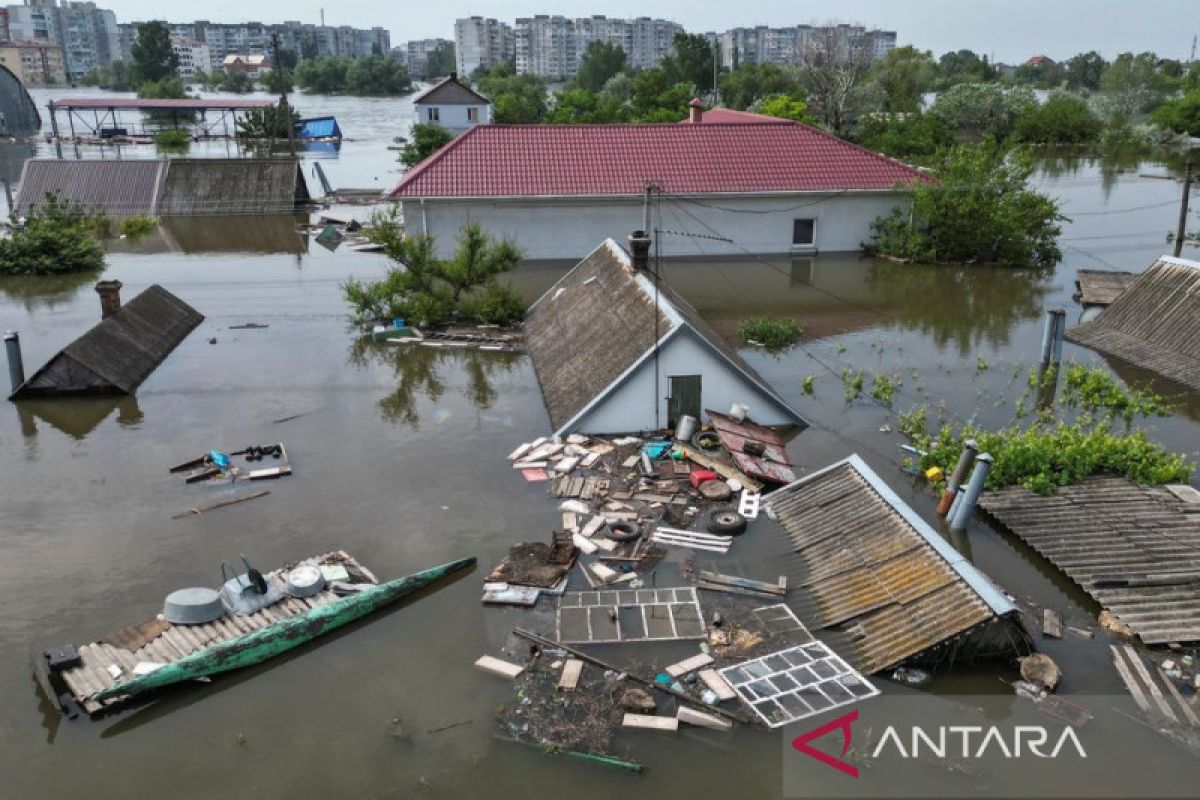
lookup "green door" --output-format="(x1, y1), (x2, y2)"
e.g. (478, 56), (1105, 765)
(668, 375), (702, 428)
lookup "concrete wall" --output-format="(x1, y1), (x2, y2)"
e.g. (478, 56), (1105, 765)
(569, 329), (800, 434)
(404, 192), (905, 261)
(416, 102), (491, 133)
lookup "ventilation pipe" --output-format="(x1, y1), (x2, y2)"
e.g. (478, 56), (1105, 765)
(936, 438), (977, 516)
(628, 230), (651, 271)
(1040, 308), (1066, 366)
(4, 329), (24, 393)
(949, 453), (994, 532)
(95, 280), (123, 320)
(687, 97), (704, 124)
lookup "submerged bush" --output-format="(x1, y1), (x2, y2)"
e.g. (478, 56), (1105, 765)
(119, 214), (158, 240)
(737, 316), (804, 350)
(154, 129), (190, 150)
(0, 194), (106, 276)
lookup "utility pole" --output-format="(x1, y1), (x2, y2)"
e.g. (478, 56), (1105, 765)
(1175, 161), (1193, 259)
(272, 33), (297, 158)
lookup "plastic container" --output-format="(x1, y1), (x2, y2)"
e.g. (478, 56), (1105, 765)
(163, 587), (225, 624)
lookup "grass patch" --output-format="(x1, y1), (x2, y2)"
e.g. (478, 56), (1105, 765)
(802, 375), (817, 395)
(119, 214), (158, 240)
(154, 129), (191, 150)
(871, 373), (900, 403)
(737, 316), (804, 350)
(841, 368), (864, 402)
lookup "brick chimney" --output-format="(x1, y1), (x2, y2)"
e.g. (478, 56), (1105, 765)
(95, 280), (123, 320)
(688, 97), (704, 124)
(628, 231), (651, 270)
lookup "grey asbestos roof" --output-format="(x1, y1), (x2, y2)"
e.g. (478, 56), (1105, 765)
(522, 239), (807, 432)
(11, 285), (204, 399)
(765, 455), (1018, 673)
(1066, 256), (1200, 390)
(412, 75), (490, 106)
(15, 159), (310, 219)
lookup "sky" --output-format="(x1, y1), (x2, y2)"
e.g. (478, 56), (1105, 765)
(102, 1), (1198, 64)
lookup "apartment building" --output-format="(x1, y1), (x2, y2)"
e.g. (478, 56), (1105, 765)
(454, 16), (514, 77)
(4, 0), (118, 79)
(717, 23), (896, 69)
(171, 36), (211, 77)
(510, 15), (681, 81)
(398, 38), (452, 79)
(0, 38), (65, 84)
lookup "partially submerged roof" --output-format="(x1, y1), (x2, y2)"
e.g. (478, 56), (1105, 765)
(413, 73), (490, 106)
(10, 285), (203, 399)
(1074, 268), (1136, 306)
(48, 98), (272, 111)
(979, 476), (1200, 645)
(296, 117), (341, 140)
(523, 239), (808, 433)
(391, 122), (928, 199)
(0, 64), (41, 137)
(15, 159), (310, 218)
(764, 455), (1019, 674)
(1066, 256), (1200, 389)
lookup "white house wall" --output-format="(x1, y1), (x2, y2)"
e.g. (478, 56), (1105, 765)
(570, 330), (800, 434)
(415, 102), (492, 132)
(404, 193), (905, 261)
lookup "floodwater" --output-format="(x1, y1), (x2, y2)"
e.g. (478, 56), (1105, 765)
(1, 88), (1199, 798)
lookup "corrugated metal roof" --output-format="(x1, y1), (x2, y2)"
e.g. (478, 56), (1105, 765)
(764, 455), (1018, 674)
(523, 238), (808, 433)
(979, 476), (1200, 645)
(392, 122), (929, 199)
(15, 159), (309, 218)
(1067, 256), (1200, 390)
(11, 285), (204, 399)
(0, 64), (41, 137)
(48, 98), (272, 110)
(296, 117), (341, 140)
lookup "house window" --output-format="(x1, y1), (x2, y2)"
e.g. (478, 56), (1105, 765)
(793, 218), (815, 247)
(427, 107), (439, 122)
(467, 107), (479, 123)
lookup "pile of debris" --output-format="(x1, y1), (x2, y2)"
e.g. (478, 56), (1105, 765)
(300, 213), (380, 253)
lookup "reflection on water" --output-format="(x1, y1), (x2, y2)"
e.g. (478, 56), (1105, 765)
(348, 338), (522, 429)
(15, 395), (143, 440)
(0, 268), (104, 311)
(107, 215), (309, 256)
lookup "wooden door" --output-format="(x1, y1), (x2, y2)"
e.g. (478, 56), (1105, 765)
(668, 375), (702, 427)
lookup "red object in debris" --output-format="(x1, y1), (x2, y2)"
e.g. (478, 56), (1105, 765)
(690, 469), (718, 489)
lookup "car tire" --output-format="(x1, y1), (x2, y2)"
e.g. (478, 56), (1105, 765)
(704, 507), (747, 536)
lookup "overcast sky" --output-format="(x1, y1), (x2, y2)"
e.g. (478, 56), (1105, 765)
(104, 1), (1198, 63)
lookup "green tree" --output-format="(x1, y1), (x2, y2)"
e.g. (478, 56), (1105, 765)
(1013, 93), (1102, 144)
(1098, 52), (1172, 117)
(130, 21), (179, 87)
(345, 54), (412, 95)
(628, 67), (693, 122)
(425, 43), (455, 78)
(277, 48), (299, 70)
(756, 93), (813, 123)
(867, 145), (1066, 268)
(1064, 51), (1106, 91)
(137, 76), (187, 99)
(853, 112), (954, 162)
(400, 122), (454, 166)
(719, 63), (802, 110)
(546, 88), (628, 123)
(294, 56), (351, 93)
(1012, 59), (1064, 89)
(930, 82), (1036, 140)
(220, 70), (254, 93)
(872, 46), (937, 112)
(344, 220), (525, 327)
(262, 67), (293, 94)
(0, 194), (106, 276)
(576, 41), (627, 92)
(1149, 89), (1200, 135)
(236, 105), (301, 139)
(934, 49), (995, 89)
(476, 64), (547, 123)
(664, 32), (716, 93)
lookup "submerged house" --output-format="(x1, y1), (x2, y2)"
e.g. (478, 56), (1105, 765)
(1067, 255), (1200, 391)
(764, 455), (1027, 673)
(295, 117), (342, 142)
(412, 72), (492, 133)
(523, 233), (808, 435)
(391, 103), (927, 260)
(14, 158), (310, 219)
(9, 282), (203, 400)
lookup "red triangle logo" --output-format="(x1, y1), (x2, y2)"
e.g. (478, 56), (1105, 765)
(791, 709), (859, 778)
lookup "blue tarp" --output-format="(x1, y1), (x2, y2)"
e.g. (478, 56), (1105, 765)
(296, 117), (342, 140)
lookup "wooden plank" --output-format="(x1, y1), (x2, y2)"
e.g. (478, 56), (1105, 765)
(1109, 645), (1152, 714)
(507, 442), (533, 461)
(699, 570), (786, 596)
(475, 655), (524, 680)
(654, 526), (734, 544)
(652, 534), (730, 554)
(1157, 667), (1200, 727)
(666, 653), (714, 678)
(571, 533), (598, 555)
(558, 658), (584, 692)
(590, 563), (619, 583)
(622, 713), (679, 732)
(580, 516), (607, 538)
(675, 443), (763, 493)
(698, 669), (737, 701)
(1043, 609), (1063, 638)
(1122, 646), (1177, 722)
(677, 706), (733, 731)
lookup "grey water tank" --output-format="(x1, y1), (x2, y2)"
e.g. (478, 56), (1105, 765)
(163, 587), (225, 624)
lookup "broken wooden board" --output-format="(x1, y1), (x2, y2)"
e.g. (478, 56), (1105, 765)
(677, 706), (732, 731)
(571, 534), (598, 555)
(665, 652), (714, 678)
(1043, 609), (1063, 639)
(482, 585), (541, 606)
(507, 442), (533, 461)
(558, 658), (584, 692)
(698, 668), (737, 701)
(622, 713), (679, 732)
(674, 443), (763, 493)
(475, 655), (525, 680)
(699, 571), (786, 596)
(580, 516), (607, 538)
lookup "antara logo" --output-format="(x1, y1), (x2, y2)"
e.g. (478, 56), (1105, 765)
(872, 725), (1087, 759)
(791, 710), (861, 778)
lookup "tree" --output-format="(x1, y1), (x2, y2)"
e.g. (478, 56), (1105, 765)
(345, 54), (412, 95)
(400, 123), (454, 167)
(130, 21), (179, 87)
(299, 33), (319, 61)
(797, 26), (877, 132)
(137, 76), (187, 100)
(853, 112), (954, 162)
(1012, 59), (1064, 89)
(867, 145), (1066, 268)
(295, 57), (350, 93)
(81, 60), (130, 91)
(930, 82), (1036, 141)
(719, 63), (803, 110)
(262, 67), (293, 94)
(343, 220), (525, 327)
(546, 88), (628, 123)
(220, 70), (254, 93)
(1098, 52), (1172, 117)
(756, 93), (813, 123)
(476, 64), (547, 123)
(277, 48), (299, 70)
(664, 32), (716, 93)
(0, 195), (106, 276)
(425, 43), (455, 78)
(1149, 89), (1200, 136)
(1064, 51), (1106, 91)
(872, 46), (937, 113)
(236, 105), (301, 139)
(934, 49), (995, 89)
(1013, 93), (1102, 144)
(628, 67), (693, 122)
(575, 41), (626, 93)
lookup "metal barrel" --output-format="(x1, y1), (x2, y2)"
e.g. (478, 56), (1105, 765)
(4, 330), (24, 393)
(949, 453), (994, 531)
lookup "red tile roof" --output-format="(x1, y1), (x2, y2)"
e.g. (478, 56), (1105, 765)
(678, 107), (791, 124)
(392, 122), (927, 199)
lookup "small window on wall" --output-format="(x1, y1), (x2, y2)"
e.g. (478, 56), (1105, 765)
(427, 107), (439, 122)
(467, 107), (479, 122)
(793, 218), (815, 247)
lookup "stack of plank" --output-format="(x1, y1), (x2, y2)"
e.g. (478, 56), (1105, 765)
(696, 570), (787, 600)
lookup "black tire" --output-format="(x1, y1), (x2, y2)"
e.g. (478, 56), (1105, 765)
(692, 430), (721, 451)
(607, 520), (641, 542)
(704, 507), (747, 536)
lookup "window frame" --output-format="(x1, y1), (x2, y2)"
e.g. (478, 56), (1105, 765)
(792, 218), (816, 248)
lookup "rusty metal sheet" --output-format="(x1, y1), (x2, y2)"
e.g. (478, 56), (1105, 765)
(707, 410), (786, 446)
(732, 452), (797, 485)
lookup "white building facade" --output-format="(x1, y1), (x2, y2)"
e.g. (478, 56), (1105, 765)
(454, 16), (513, 78)
(171, 37), (210, 77)
(412, 73), (492, 133)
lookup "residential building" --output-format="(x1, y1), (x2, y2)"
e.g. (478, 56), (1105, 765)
(0, 39), (65, 84)
(3, 0), (118, 79)
(453, 16), (513, 77)
(412, 73), (491, 133)
(717, 23), (895, 69)
(390, 102), (927, 261)
(399, 37), (452, 80)
(510, 14), (681, 80)
(171, 37), (210, 78)
(222, 53), (270, 79)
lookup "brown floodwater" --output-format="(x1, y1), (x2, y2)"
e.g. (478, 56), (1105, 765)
(2, 89), (1199, 798)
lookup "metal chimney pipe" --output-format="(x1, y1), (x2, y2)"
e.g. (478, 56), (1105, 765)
(95, 280), (123, 320)
(949, 453), (994, 532)
(1050, 308), (1066, 364)
(5, 329), (24, 393)
(628, 230), (651, 271)
(936, 438), (978, 516)
(1039, 309), (1056, 365)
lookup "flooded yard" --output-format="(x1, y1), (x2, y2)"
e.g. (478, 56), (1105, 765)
(2, 89), (1199, 797)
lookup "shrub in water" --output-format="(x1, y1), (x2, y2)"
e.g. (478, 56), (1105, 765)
(737, 316), (804, 350)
